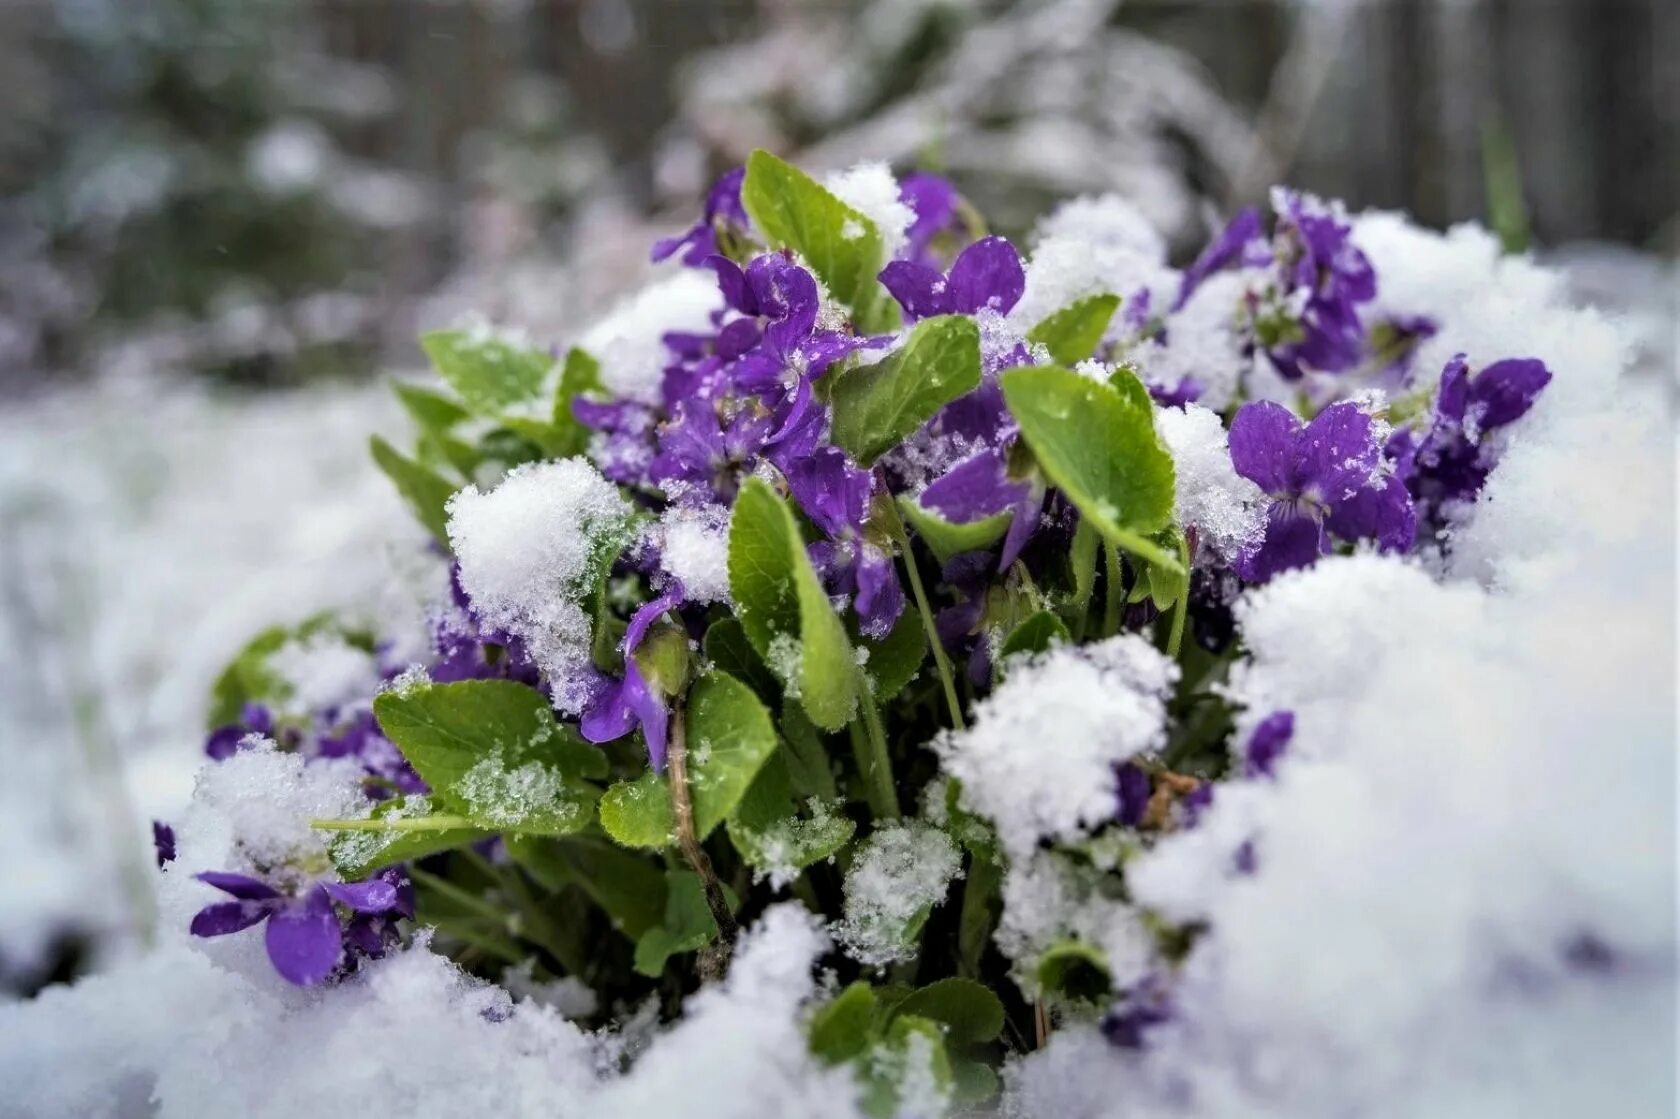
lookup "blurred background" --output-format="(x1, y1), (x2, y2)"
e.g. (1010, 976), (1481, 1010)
(0, 0), (1674, 996)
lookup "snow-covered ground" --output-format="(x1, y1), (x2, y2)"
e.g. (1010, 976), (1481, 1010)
(0, 375), (422, 987)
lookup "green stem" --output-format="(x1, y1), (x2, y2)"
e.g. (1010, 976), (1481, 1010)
(1102, 543), (1125, 638)
(408, 866), (512, 927)
(311, 814), (478, 832)
(848, 696), (900, 819)
(879, 497), (966, 731)
(957, 850), (1002, 977)
(1166, 533), (1191, 659)
(1097, 523), (1183, 573)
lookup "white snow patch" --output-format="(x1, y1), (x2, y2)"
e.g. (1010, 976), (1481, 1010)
(581, 272), (722, 405)
(936, 635), (1177, 860)
(446, 459), (635, 713)
(823, 162), (913, 262)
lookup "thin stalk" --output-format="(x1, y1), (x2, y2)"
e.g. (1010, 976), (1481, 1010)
(957, 850), (1001, 978)
(1166, 532), (1191, 659)
(850, 687), (901, 819)
(408, 866), (512, 927)
(468, 850), (588, 977)
(311, 814), (478, 832)
(1102, 543), (1125, 638)
(879, 497), (965, 731)
(668, 696), (738, 980)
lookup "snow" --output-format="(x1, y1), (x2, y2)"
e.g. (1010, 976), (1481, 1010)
(267, 633), (381, 718)
(1002, 224), (1675, 1117)
(457, 756), (571, 829)
(1154, 403), (1266, 563)
(4, 795), (861, 1119)
(1010, 197), (1179, 330)
(834, 823), (962, 968)
(0, 374), (423, 984)
(1031, 193), (1167, 263)
(936, 635), (1177, 861)
(1134, 270), (1256, 410)
(446, 459), (635, 713)
(580, 272), (722, 405)
(823, 162), (914, 262)
(996, 851), (1155, 995)
(658, 504), (733, 605)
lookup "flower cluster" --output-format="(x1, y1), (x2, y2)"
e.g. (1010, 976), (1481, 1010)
(154, 152), (1564, 1117)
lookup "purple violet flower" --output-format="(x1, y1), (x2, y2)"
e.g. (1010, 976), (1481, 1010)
(152, 821), (176, 867)
(1103, 977), (1174, 1050)
(1263, 189), (1377, 380)
(879, 235), (1025, 322)
(1244, 711), (1295, 779)
(1228, 400), (1416, 583)
(1116, 763), (1152, 827)
(1176, 207), (1264, 309)
(580, 583), (684, 770)
(898, 172), (967, 267)
(190, 867), (412, 986)
(919, 446), (1043, 571)
(651, 167), (749, 266)
(205, 702), (274, 760)
(1391, 353), (1551, 520)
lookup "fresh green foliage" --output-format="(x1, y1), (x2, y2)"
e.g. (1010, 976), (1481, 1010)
(741, 149), (888, 327)
(897, 497), (1012, 567)
(829, 315), (980, 465)
(1036, 939), (1114, 1003)
(369, 434), (458, 547)
(371, 680), (600, 836)
(1002, 364), (1180, 572)
(634, 870), (730, 977)
(1027, 293), (1121, 365)
(997, 609), (1071, 663)
(420, 329), (554, 416)
(597, 672), (779, 846)
(727, 476), (859, 730)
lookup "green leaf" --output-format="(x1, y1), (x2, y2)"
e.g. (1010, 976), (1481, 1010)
(889, 978), (1005, 1045)
(778, 701), (838, 801)
(370, 435), (458, 548)
(856, 604), (926, 703)
(1036, 939), (1113, 1003)
(727, 753), (855, 877)
(897, 496), (1012, 567)
(372, 680), (599, 836)
(997, 610), (1070, 663)
(551, 346), (603, 456)
(861, 1015), (954, 1118)
(1027, 293), (1121, 365)
(503, 835), (666, 940)
(206, 614), (367, 727)
(683, 670), (781, 838)
(392, 381), (471, 435)
(599, 671), (779, 847)
(727, 476), (859, 730)
(326, 796), (490, 879)
(598, 772), (672, 849)
(829, 315), (980, 465)
(741, 149), (885, 324)
(1107, 362), (1154, 411)
(950, 1058), (1001, 1108)
(1001, 365), (1179, 571)
(702, 617), (780, 704)
(420, 329), (554, 416)
(1144, 526), (1190, 611)
(809, 981), (878, 1064)
(633, 870), (729, 977)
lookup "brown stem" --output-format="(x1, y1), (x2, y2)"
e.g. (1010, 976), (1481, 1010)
(667, 696), (738, 981)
